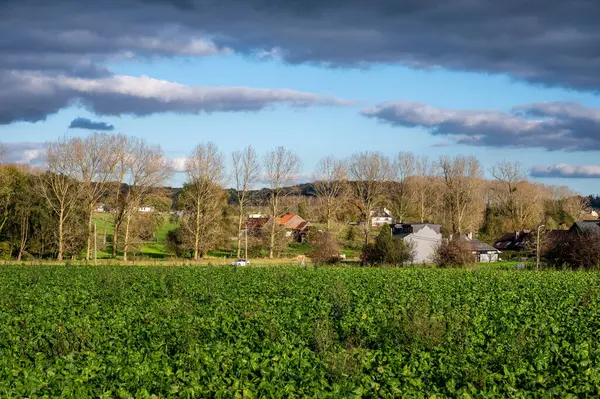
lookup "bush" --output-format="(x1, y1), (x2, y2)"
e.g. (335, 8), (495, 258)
(544, 231), (600, 269)
(361, 224), (415, 266)
(433, 239), (474, 268)
(309, 231), (342, 266)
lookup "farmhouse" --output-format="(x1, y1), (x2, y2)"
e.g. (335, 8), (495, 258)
(243, 213), (312, 242)
(494, 229), (532, 252)
(454, 233), (500, 263)
(279, 213), (312, 242)
(370, 207), (393, 227)
(393, 223), (442, 263)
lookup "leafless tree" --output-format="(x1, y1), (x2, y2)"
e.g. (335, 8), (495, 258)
(313, 155), (348, 230)
(264, 146), (300, 258)
(111, 134), (132, 258)
(120, 138), (172, 261)
(183, 142), (226, 260)
(347, 151), (393, 246)
(438, 155), (484, 233)
(490, 161), (545, 230)
(67, 133), (119, 260)
(390, 151), (415, 223)
(411, 156), (439, 223)
(35, 140), (82, 260)
(558, 187), (590, 222)
(232, 145), (260, 257)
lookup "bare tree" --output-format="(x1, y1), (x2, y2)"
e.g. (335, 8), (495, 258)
(36, 140), (82, 260)
(490, 161), (544, 230)
(438, 155), (484, 233)
(313, 155), (347, 230)
(561, 191), (590, 222)
(412, 156), (438, 223)
(68, 133), (119, 260)
(120, 138), (172, 261)
(232, 146), (260, 257)
(389, 152), (415, 223)
(183, 142), (226, 260)
(264, 146), (300, 258)
(347, 151), (393, 246)
(111, 134), (132, 258)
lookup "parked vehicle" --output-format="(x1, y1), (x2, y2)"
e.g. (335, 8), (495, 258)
(231, 259), (250, 267)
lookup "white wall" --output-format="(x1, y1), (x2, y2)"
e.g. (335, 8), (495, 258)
(402, 225), (442, 264)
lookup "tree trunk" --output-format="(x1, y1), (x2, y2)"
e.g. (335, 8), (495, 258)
(269, 198), (277, 259)
(17, 215), (28, 262)
(57, 207), (64, 261)
(236, 212), (243, 258)
(86, 203), (93, 260)
(363, 204), (371, 247)
(112, 220), (120, 258)
(326, 199), (332, 230)
(193, 198), (201, 261)
(123, 214), (131, 262)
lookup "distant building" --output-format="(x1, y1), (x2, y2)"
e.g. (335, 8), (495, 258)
(453, 233), (500, 263)
(278, 214), (312, 242)
(243, 213), (312, 242)
(94, 204), (107, 213)
(393, 223), (442, 263)
(494, 230), (532, 252)
(139, 206), (154, 213)
(370, 207), (393, 227)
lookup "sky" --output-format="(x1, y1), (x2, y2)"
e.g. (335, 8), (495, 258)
(2, 0), (600, 193)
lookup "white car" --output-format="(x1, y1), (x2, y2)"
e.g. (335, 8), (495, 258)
(231, 259), (250, 267)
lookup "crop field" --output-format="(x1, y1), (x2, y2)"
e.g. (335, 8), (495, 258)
(1, 266), (600, 397)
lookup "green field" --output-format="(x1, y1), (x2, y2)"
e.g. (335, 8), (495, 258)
(1, 266), (600, 397)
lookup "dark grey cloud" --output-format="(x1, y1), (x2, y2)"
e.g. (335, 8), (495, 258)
(0, 71), (346, 124)
(1, 0), (600, 90)
(361, 101), (600, 151)
(531, 164), (600, 178)
(69, 117), (115, 131)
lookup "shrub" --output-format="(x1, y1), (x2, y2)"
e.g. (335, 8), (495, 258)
(433, 238), (474, 268)
(362, 224), (415, 266)
(309, 231), (342, 266)
(544, 231), (600, 269)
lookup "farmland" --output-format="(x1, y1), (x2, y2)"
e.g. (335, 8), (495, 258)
(1, 266), (600, 397)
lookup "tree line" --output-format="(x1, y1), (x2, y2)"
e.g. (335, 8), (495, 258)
(0, 133), (590, 261)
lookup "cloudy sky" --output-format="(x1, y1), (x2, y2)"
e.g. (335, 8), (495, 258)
(2, 0), (600, 193)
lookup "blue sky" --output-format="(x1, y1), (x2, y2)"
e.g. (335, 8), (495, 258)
(2, 0), (600, 193)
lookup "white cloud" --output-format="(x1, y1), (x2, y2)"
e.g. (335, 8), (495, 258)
(530, 164), (600, 178)
(0, 71), (348, 124)
(362, 101), (600, 151)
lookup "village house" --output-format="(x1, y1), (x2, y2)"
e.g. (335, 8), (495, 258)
(370, 207), (393, 227)
(454, 233), (501, 263)
(393, 223), (442, 263)
(243, 213), (312, 242)
(138, 206), (155, 213)
(278, 214), (312, 242)
(494, 229), (532, 252)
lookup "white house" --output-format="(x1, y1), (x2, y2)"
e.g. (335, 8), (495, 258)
(370, 208), (393, 227)
(393, 223), (442, 263)
(452, 233), (500, 263)
(139, 206), (154, 213)
(94, 204), (107, 213)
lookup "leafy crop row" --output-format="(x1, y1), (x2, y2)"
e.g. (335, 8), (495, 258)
(0, 266), (599, 397)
